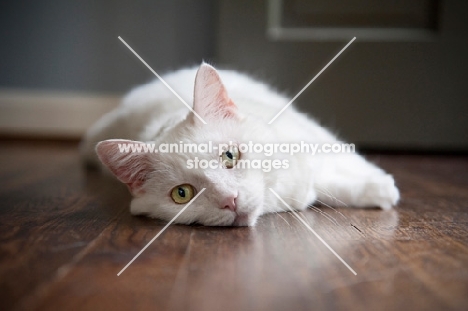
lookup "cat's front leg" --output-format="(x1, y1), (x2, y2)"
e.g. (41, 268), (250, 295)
(312, 153), (399, 210)
(264, 155), (317, 214)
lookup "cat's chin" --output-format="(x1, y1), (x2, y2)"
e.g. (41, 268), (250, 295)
(232, 213), (252, 227)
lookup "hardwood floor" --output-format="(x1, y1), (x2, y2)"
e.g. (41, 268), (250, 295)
(0, 141), (467, 311)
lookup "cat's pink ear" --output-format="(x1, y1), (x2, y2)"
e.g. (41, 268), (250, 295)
(192, 63), (238, 123)
(95, 139), (153, 196)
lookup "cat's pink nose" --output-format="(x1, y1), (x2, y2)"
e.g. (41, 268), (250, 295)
(220, 196), (237, 212)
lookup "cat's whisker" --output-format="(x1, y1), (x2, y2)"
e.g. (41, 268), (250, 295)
(274, 211), (290, 226)
(307, 204), (340, 226)
(316, 187), (350, 208)
(281, 196), (340, 226)
(315, 186), (334, 199)
(275, 201), (316, 228)
(287, 210), (308, 226)
(315, 186), (338, 204)
(314, 198), (349, 221)
(282, 196), (307, 206)
(297, 211), (314, 227)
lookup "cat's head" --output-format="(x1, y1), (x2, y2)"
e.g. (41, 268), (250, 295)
(96, 63), (278, 226)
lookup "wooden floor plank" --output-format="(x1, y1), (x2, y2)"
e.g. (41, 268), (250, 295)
(0, 142), (467, 311)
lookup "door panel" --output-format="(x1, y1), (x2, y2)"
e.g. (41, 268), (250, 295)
(215, 0), (468, 150)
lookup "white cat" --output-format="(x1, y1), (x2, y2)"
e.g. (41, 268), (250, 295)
(81, 63), (399, 226)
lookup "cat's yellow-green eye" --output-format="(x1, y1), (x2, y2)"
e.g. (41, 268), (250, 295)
(221, 145), (240, 169)
(171, 184), (195, 204)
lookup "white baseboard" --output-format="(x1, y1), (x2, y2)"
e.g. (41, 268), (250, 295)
(0, 88), (120, 139)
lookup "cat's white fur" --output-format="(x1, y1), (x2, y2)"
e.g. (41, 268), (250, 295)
(81, 63), (399, 226)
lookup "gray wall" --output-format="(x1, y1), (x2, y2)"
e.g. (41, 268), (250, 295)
(0, 0), (215, 93)
(1, 0), (467, 150)
(216, 0), (468, 150)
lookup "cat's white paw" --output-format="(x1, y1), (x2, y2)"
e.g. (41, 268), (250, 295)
(357, 174), (400, 210)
